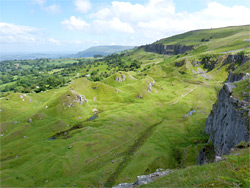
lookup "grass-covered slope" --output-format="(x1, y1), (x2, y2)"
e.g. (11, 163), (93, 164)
(155, 25), (250, 54)
(1, 25), (250, 187)
(141, 148), (250, 188)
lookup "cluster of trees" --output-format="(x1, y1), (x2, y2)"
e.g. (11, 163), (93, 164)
(0, 54), (143, 94)
(0, 58), (93, 93)
(1, 75), (66, 93)
(86, 53), (142, 81)
(104, 54), (142, 71)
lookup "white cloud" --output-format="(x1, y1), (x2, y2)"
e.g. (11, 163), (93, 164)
(44, 4), (61, 14)
(74, 0), (91, 13)
(193, 2), (250, 28)
(0, 22), (41, 44)
(86, 0), (250, 43)
(49, 38), (61, 45)
(33, 0), (46, 6)
(61, 16), (89, 30)
(93, 17), (134, 33)
(33, 0), (61, 14)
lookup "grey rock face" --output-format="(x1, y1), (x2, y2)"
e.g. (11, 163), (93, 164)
(136, 175), (153, 185)
(143, 44), (193, 55)
(200, 56), (219, 71)
(227, 71), (249, 83)
(205, 83), (250, 155)
(112, 169), (172, 188)
(113, 183), (134, 188)
(77, 94), (87, 104)
(77, 95), (83, 104)
(227, 71), (245, 82)
(198, 148), (207, 165)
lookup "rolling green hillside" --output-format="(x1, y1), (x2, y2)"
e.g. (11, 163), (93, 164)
(0, 25), (250, 187)
(74, 45), (135, 58)
(155, 25), (250, 54)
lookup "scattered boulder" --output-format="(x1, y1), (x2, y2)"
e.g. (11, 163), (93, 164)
(214, 156), (224, 162)
(77, 95), (83, 104)
(192, 60), (201, 67)
(13, 121), (18, 125)
(136, 175), (153, 185)
(138, 95), (143, 99)
(115, 74), (126, 82)
(184, 110), (196, 117)
(115, 77), (123, 82)
(113, 183), (133, 188)
(113, 169), (172, 187)
(28, 119), (32, 123)
(68, 146), (72, 149)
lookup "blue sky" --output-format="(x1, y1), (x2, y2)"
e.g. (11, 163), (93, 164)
(0, 0), (250, 53)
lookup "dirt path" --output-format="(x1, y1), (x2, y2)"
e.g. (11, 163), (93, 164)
(169, 86), (198, 105)
(221, 47), (249, 54)
(142, 61), (160, 67)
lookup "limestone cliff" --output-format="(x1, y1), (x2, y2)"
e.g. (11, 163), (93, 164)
(205, 78), (250, 155)
(142, 44), (193, 55)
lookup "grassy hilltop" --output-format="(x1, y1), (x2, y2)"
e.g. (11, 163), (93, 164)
(0, 25), (250, 187)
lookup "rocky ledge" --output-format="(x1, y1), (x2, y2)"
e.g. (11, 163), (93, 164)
(205, 75), (250, 155)
(113, 169), (172, 188)
(141, 44), (193, 55)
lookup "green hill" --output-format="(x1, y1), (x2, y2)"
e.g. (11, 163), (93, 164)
(0, 25), (249, 187)
(74, 45), (135, 58)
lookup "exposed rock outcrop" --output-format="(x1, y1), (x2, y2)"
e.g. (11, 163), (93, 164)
(142, 44), (193, 55)
(200, 56), (220, 71)
(115, 73), (126, 82)
(227, 72), (250, 83)
(77, 94), (87, 104)
(205, 81), (250, 155)
(113, 169), (172, 188)
(147, 79), (155, 93)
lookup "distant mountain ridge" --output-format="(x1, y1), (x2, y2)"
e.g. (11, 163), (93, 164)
(0, 53), (70, 61)
(0, 45), (135, 61)
(73, 45), (135, 58)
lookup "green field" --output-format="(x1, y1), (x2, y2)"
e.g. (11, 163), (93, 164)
(0, 25), (250, 187)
